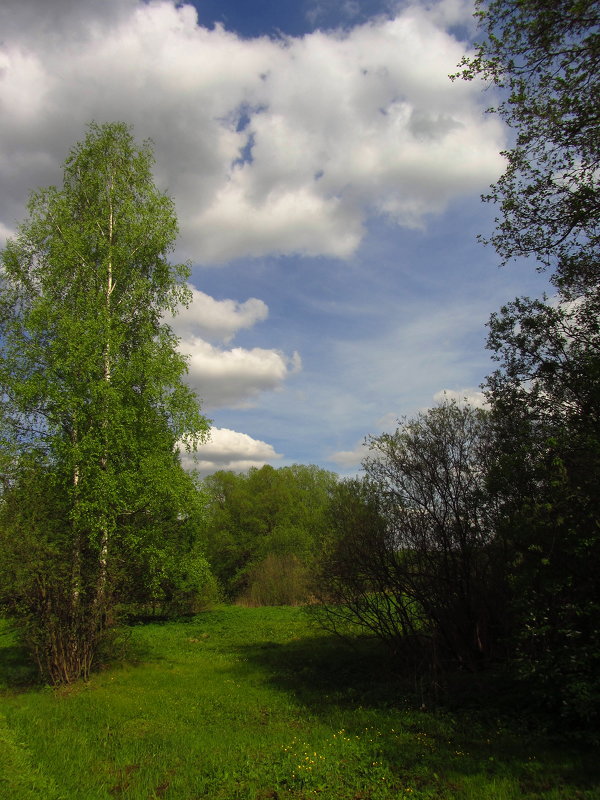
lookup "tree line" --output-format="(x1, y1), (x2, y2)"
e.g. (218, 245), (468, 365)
(316, 0), (599, 726)
(0, 0), (598, 731)
(315, 0), (599, 727)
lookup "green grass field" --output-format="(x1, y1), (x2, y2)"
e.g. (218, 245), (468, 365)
(0, 606), (598, 799)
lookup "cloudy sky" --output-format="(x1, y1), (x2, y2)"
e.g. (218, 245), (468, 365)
(0, 0), (550, 475)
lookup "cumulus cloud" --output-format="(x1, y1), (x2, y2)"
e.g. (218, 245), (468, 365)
(180, 426), (282, 475)
(167, 285), (268, 344)
(0, 0), (505, 261)
(329, 439), (370, 469)
(419, 0), (477, 29)
(184, 338), (301, 409)
(164, 284), (301, 409)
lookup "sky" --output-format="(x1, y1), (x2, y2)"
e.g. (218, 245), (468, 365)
(0, 0), (551, 476)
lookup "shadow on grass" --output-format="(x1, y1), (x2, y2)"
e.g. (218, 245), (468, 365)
(230, 624), (587, 735)
(0, 626), (39, 690)
(232, 631), (600, 794)
(117, 610), (203, 625)
(234, 630), (419, 712)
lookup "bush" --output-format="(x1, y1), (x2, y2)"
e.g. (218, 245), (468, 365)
(119, 545), (220, 618)
(239, 553), (310, 607)
(315, 403), (510, 675)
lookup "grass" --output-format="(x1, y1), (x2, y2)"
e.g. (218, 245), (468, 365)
(0, 606), (599, 799)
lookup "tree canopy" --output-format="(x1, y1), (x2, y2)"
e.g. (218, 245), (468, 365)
(0, 122), (210, 683)
(455, 0), (600, 725)
(455, 0), (600, 291)
(200, 464), (338, 604)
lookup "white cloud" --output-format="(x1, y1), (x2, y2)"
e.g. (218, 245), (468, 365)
(329, 439), (370, 469)
(167, 285), (268, 344)
(418, 0), (477, 29)
(0, 0), (505, 264)
(183, 337), (301, 409)
(180, 426), (282, 475)
(163, 284), (300, 409)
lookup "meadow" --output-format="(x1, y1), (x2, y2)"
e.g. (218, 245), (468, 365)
(0, 605), (598, 800)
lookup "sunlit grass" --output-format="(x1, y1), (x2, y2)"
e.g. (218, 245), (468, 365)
(1, 608), (598, 799)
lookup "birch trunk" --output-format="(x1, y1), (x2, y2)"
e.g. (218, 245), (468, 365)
(71, 459), (81, 609)
(95, 186), (113, 618)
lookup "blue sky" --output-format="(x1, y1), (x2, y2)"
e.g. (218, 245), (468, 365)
(194, 0), (420, 38)
(0, 0), (550, 475)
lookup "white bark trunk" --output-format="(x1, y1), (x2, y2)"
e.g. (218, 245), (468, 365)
(95, 186), (114, 615)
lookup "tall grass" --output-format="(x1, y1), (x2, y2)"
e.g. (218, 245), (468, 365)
(1, 608), (598, 799)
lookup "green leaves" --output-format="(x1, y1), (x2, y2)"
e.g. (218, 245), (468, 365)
(457, 0), (600, 290)
(0, 122), (210, 682)
(200, 464), (338, 602)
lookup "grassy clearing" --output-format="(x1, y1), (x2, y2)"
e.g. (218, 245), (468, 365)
(0, 606), (598, 799)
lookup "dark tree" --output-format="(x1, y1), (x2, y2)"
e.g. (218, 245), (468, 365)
(316, 403), (508, 674)
(486, 291), (600, 724)
(459, 0), (600, 724)
(455, 0), (600, 292)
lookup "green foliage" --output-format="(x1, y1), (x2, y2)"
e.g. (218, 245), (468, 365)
(200, 464), (338, 602)
(241, 553), (311, 607)
(454, 0), (600, 291)
(486, 294), (600, 725)
(123, 542), (220, 617)
(458, 0), (600, 726)
(0, 122), (210, 683)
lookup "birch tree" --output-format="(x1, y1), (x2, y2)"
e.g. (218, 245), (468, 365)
(0, 123), (209, 683)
